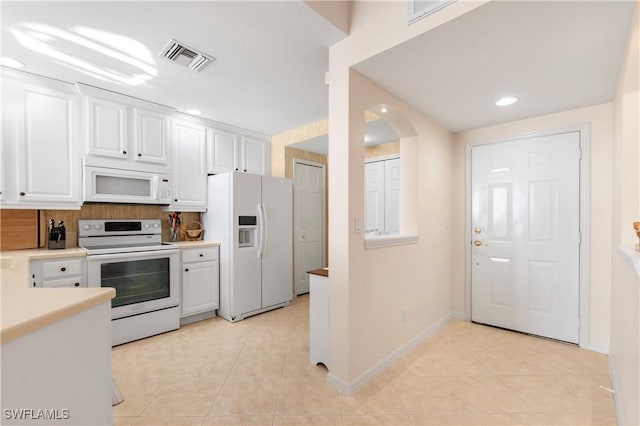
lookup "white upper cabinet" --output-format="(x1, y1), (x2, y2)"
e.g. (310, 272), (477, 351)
(167, 118), (207, 211)
(207, 129), (240, 174)
(206, 129), (269, 175)
(86, 97), (128, 160)
(1, 72), (82, 209)
(80, 84), (171, 170)
(132, 108), (170, 165)
(241, 136), (269, 175)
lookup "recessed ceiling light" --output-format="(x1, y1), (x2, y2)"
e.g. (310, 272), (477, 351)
(185, 109), (202, 116)
(0, 57), (25, 69)
(380, 106), (388, 113)
(496, 96), (518, 106)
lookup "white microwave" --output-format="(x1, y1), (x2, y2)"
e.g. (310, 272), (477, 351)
(84, 166), (172, 204)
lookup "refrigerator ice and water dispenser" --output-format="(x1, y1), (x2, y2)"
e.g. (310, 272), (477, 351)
(238, 216), (257, 248)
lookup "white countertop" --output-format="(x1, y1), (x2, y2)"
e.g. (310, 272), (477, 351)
(170, 240), (221, 248)
(1, 286), (115, 344)
(0, 248), (87, 289)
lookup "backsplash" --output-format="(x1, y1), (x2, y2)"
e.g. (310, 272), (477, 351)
(39, 205), (200, 248)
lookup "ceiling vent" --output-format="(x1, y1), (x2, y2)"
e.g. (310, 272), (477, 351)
(160, 39), (215, 72)
(409, 0), (456, 24)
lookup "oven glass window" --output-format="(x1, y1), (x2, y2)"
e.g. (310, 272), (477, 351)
(101, 258), (170, 308)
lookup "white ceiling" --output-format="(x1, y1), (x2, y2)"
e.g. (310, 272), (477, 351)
(1, 1), (345, 136)
(355, 0), (636, 133)
(1, 1), (635, 141)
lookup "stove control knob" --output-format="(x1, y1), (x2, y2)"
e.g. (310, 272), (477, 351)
(94, 224), (102, 230)
(144, 223), (151, 229)
(83, 224), (92, 231)
(153, 223), (160, 228)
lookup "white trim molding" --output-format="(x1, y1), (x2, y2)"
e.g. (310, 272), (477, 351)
(365, 234), (418, 250)
(326, 310), (463, 395)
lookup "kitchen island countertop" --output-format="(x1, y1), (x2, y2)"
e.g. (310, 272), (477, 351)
(1, 286), (115, 344)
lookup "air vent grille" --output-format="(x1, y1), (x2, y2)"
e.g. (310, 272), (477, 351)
(160, 39), (215, 72)
(409, 0), (456, 24)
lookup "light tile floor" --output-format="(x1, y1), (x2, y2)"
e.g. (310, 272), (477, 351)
(112, 295), (616, 426)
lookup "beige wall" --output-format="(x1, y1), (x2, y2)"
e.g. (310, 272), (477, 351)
(327, 67), (454, 385)
(453, 103), (614, 350)
(322, 0), (488, 391)
(609, 1), (639, 424)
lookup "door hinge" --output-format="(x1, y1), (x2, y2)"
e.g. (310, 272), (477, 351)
(578, 231), (582, 245)
(578, 147), (582, 160)
(577, 316), (581, 329)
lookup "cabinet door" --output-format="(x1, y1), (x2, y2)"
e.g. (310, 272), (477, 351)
(14, 83), (82, 206)
(133, 108), (169, 166)
(181, 260), (219, 317)
(207, 129), (239, 174)
(170, 119), (207, 211)
(86, 97), (128, 159)
(241, 136), (268, 175)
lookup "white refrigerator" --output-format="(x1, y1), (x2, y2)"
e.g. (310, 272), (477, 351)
(203, 172), (293, 321)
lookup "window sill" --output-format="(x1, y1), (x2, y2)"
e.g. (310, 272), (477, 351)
(618, 245), (640, 277)
(365, 234), (419, 250)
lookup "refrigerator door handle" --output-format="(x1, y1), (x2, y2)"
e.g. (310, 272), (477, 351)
(261, 202), (268, 258)
(257, 203), (267, 259)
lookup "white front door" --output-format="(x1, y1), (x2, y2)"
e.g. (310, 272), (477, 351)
(293, 161), (325, 295)
(471, 132), (581, 343)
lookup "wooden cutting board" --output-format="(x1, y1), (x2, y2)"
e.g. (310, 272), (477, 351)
(0, 209), (39, 250)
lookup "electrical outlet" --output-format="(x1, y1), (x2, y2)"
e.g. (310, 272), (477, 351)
(401, 306), (408, 322)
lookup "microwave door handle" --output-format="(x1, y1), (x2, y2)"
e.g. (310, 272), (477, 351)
(151, 175), (159, 200)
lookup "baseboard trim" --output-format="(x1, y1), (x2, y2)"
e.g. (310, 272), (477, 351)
(608, 353), (623, 425)
(581, 343), (610, 354)
(326, 310), (462, 395)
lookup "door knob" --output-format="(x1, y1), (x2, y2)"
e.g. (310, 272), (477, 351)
(473, 240), (483, 247)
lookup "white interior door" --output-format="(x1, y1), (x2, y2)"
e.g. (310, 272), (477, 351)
(471, 132), (581, 344)
(365, 161), (385, 234)
(384, 158), (401, 234)
(293, 161), (325, 295)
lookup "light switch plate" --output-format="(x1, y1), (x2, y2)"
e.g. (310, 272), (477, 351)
(355, 216), (362, 234)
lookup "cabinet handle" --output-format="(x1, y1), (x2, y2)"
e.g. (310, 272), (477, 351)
(19, 192), (26, 196)
(137, 153), (142, 157)
(235, 168), (239, 171)
(174, 199), (178, 202)
(60, 267), (66, 272)
(74, 282), (80, 287)
(122, 150), (127, 155)
(199, 253), (203, 257)
(185, 268), (189, 272)
(244, 169), (247, 172)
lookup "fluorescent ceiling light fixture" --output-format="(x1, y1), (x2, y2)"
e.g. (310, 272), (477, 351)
(9, 22), (157, 86)
(496, 96), (518, 106)
(0, 57), (24, 68)
(185, 109), (202, 116)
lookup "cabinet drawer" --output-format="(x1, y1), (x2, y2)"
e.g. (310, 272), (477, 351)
(42, 259), (83, 279)
(42, 277), (84, 288)
(182, 248), (218, 263)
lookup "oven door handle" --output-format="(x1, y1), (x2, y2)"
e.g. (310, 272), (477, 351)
(86, 250), (178, 262)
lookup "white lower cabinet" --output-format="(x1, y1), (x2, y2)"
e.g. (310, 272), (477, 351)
(180, 246), (220, 319)
(29, 257), (86, 288)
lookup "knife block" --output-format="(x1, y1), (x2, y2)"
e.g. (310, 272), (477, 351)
(48, 239), (66, 250)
